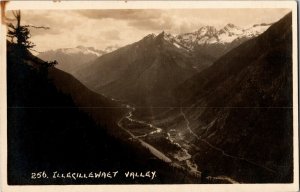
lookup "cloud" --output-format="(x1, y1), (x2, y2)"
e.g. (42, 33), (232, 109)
(18, 10), (79, 36)
(77, 35), (89, 44)
(102, 30), (121, 40)
(14, 9), (290, 53)
(77, 9), (162, 21)
(128, 15), (173, 31)
(173, 21), (203, 34)
(77, 10), (176, 32)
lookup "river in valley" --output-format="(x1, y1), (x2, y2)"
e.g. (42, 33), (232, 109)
(113, 98), (240, 184)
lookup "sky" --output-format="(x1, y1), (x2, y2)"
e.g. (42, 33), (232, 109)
(6, 9), (290, 52)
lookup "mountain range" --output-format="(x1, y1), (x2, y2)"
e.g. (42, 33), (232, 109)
(72, 22), (271, 106)
(39, 22), (271, 76)
(177, 23), (271, 67)
(176, 23), (271, 49)
(38, 45), (119, 74)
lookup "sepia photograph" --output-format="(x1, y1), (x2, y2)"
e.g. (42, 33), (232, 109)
(0, 1), (298, 192)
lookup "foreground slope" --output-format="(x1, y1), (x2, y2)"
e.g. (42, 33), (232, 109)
(7, 43), (202, 184)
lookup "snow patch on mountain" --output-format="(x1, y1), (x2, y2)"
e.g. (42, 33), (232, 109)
(157, 31), (191, 51)
(104, 45), (119, 53)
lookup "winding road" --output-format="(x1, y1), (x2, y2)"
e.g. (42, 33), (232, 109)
(180, 108), (276, 175)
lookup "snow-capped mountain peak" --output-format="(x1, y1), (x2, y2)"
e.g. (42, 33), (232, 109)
(197, 26), (218, 36)
(37, 45), (119, 74)
(221, 23), (243, 34)
(146, 33), (156, 38)
(223, 23), (240, 30)
(58, 46), (105, 57)
(156, 31), (176, 42)
(155, 31), (190, 51)
(176, 23), (271, 48)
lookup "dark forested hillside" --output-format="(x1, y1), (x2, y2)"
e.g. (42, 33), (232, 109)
(7, 43), (202, 185)
(171, 12), (293, 182)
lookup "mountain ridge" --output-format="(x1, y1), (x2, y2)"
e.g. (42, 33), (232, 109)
(76, 31), (197, 106)
(175, 22), (271, 49)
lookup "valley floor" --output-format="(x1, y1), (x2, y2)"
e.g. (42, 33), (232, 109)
(114, 101), (241, 184)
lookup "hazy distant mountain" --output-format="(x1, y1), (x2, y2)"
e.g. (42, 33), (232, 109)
(38, 46), (107, 74)
(76, 31), (197, 106)
(170, 13), (292, 182)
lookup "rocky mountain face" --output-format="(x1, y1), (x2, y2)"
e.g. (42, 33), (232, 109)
(37, 46), (107, 74)
(76, 31), (197, 106)
(176, 23), (271, 49)
(166, 13), (292, 182)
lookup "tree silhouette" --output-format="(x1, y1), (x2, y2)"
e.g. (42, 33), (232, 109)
(7, 10), (58, 71)
(7, 10), (49, 51)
